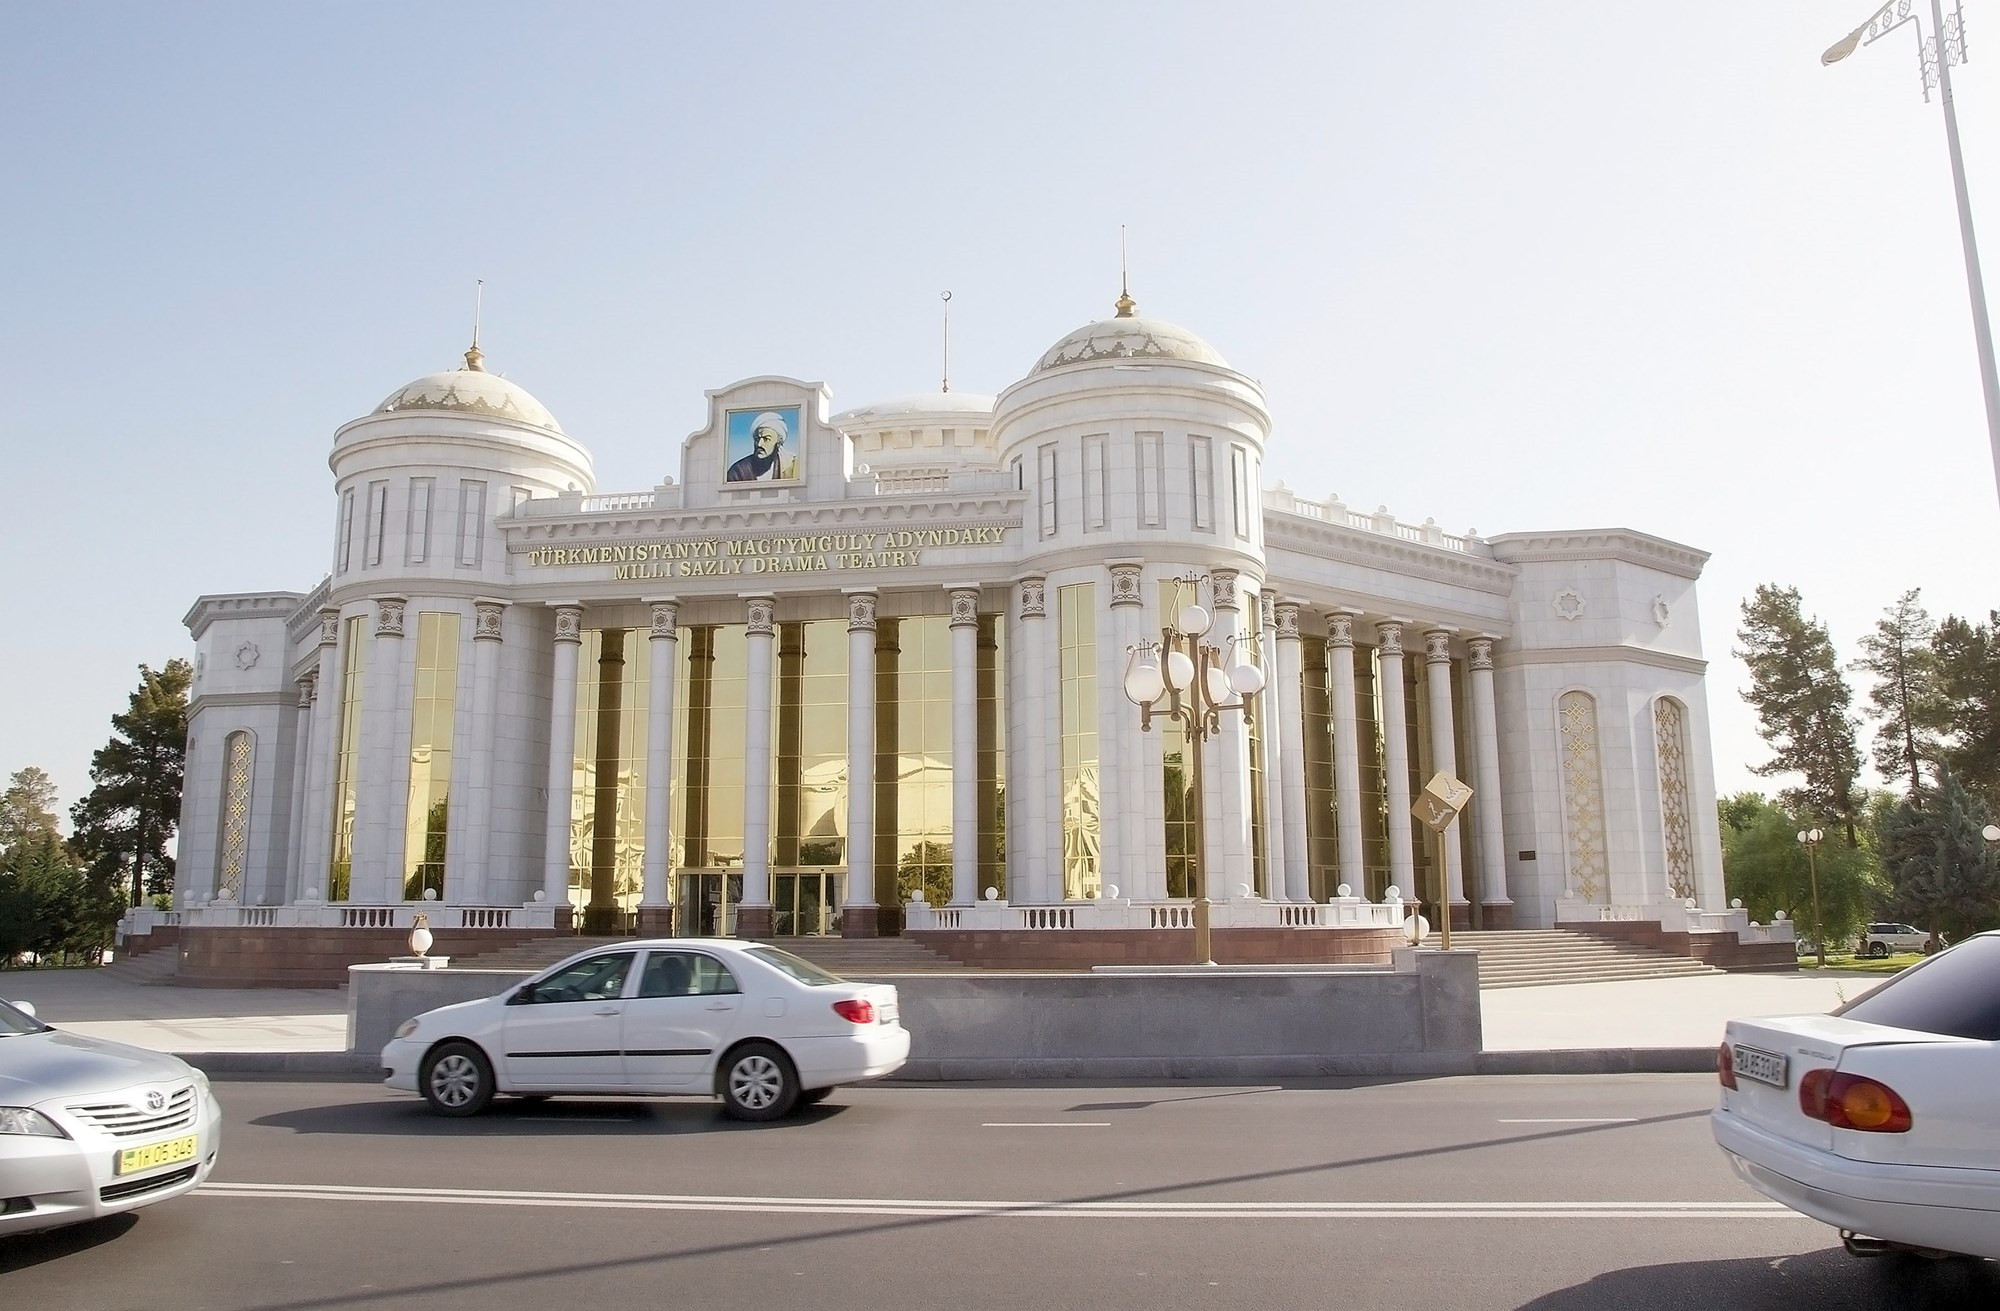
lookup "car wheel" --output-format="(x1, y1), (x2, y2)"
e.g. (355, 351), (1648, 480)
(421, 1041), (495, 1117)
(1868, 943), (1888, 959)
(719, 1042), (799, 1122)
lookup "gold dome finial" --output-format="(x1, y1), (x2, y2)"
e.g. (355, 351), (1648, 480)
(464, 278), (486, 370)
(1114, 225), (1136, 317)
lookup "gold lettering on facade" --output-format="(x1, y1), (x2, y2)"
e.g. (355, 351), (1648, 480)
(536, 527), (995, 577)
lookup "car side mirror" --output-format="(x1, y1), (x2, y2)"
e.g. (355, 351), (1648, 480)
(505, 987), (532, 1006)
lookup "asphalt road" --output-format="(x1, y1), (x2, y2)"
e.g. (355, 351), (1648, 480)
(4, 1074), (1992, 1310)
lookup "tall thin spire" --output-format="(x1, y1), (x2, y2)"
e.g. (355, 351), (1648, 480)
(1114, 226), (1136, 317)
(940, 290), (952, 393)
(465, 279), (485, 371)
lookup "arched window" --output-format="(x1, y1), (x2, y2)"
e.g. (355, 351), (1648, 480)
(1556, 691), (1607, 903)
(1655, 697), (1696, 900)
(217, 731), (254, 899)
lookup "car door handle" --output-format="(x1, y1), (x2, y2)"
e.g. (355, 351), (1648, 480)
(706, 1002), (734, 1011)
(593, 1006), (621, 1016)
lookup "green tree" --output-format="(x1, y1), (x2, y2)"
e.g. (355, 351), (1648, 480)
(2, 830), (119, 966)
(1875, 770), (2000, 944)
(1931, 613), (2000, 811)
(1736, 585), (1862, 846)
(1850, 590), (1942, 804)
(69, 660), (191, 907)
(0, 766), (63, 856)
(1719, 793), (1878, 950)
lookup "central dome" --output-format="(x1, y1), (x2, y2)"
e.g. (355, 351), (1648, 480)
(373, 349), (563, 432)
(1034, 310), (1228, 374)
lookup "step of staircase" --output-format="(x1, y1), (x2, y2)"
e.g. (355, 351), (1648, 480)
(1450, 929), (1725, 989)
(103, 949), (181, 985)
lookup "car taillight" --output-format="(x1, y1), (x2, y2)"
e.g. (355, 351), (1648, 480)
(831, 998), (876, 1024)
(1716, 1042), (1737, 1089)
(1798, 1069), (1913, 1132)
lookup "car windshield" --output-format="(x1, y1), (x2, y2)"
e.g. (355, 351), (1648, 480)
(0, 999), (50, 1036)
(745, 945), (845, 986)
(1834, 934), (2000, 1041)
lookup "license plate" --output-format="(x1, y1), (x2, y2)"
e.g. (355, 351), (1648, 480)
(1734, 1044), (1788, 1089)
(115, 1134), (198, 1176)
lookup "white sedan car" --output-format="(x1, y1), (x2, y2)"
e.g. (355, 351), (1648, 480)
(1713, 930), (2000, 1262)
(381, 938), (910, 1121)
(0, 997), (223, 1236)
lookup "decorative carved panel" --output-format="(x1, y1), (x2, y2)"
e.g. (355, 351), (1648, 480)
(1558, 690), (1609, 902)
(217, 731), (254, 899)
(1656, 697), (1696, 900)
(1108, 565), (1142, 608)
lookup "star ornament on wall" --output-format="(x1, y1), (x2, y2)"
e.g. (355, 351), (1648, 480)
(233, 641), (261, 670)
(1552, 588), (1588, 622)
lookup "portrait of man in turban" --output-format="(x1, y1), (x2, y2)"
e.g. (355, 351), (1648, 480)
(725, 408), (800, 482)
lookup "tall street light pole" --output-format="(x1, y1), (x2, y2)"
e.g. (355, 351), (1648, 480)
(1797, 827), (1827, 968)
(1122, 573), (1265, 966)
(1825, 1), (2000, 512)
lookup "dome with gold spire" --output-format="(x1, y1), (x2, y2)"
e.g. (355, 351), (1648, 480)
(372, 344), (564, 433)
(1032, 288), (1228, 375)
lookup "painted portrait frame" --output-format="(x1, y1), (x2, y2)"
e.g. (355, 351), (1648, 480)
(721, 405), (803, 486)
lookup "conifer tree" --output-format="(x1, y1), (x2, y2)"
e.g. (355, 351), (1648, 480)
(1736, 585), (1862, 845)
(1932, 613), (2000, 810)
(1851, 590), (1942, 804)
(69, 660), (191, 907)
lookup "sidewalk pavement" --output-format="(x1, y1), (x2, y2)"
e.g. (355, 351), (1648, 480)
(0, 962), (1888, 1071)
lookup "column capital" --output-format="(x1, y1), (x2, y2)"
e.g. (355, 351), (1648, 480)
(848, 591), (878, 632)
(296, 670), (317, 707)
(1423, 627), (1455, 665)
(550, 602), (584, 645)
(1258, 591), (1276, 631)
(316, 606), (341, 648)
(746, 596), (776, 636)
(947, 587), (980, 628)
(1326, 611), (1356, 648)
(1468, 636), (1497, 670)
(473, 597), (508, 642)
(1209, 566), (1241, 611)
(1018, 575), (1047, 619)
(1275, 600), (1303, 640)
(374, 595), (408, 638)
(647, 599), (679, 640)
(1376, 619), (1405, 657)
(1108, 564), (1143, 608)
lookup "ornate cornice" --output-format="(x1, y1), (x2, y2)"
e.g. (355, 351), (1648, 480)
(1484, 529), (1709, 580)
(1262, 515), (1517, 596)
(1494, 644), (1708, 677)
(503, 499), (1025, 545)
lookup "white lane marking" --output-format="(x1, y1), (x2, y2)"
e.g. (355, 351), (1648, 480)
(197, 1182), (1805, 1221)
(1497, 1118), (1639, 1124)
(981, 1122), (1111, 1128)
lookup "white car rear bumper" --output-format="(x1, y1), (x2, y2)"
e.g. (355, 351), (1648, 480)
(1713, 1107), (2000, 1259)
(786, 1025), (912, 1087)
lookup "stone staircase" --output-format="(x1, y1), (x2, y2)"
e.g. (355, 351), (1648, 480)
(103, 948), (181, 985)
(449, 933), (971, 977)
(1451, 929), (1723, 989)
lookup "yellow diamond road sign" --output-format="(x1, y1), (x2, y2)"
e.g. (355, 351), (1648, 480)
(1413, 771), (1472, 834)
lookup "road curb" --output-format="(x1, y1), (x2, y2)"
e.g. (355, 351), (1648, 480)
(180, 1047), (1721, 1080)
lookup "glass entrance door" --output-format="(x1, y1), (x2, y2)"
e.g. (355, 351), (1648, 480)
(773, 871), (841, 937)
(677, 871), (741, 937)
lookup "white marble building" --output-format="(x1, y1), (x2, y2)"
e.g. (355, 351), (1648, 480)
(175, 293), (1730, 943)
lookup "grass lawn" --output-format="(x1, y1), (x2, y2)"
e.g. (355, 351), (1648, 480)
(1794, 952), (1921, 974)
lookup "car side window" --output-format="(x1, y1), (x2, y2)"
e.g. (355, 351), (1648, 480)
(637, 951), (697, 998)
(523, 952), (633, 1004)
(689, 955), (739, 996)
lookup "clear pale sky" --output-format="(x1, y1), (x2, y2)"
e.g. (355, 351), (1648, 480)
(2, 3), (1994, 823)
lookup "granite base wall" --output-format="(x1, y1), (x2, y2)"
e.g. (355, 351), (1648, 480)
(347, 948), (1482, 1078)
(907, 926), (1403, 970)
(1559, 921), (1798, 973)
(173, 926), (569, 988)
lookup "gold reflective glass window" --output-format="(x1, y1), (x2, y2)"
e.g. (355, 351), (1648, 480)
(404, 612), (460, 900)
(1058, 584), (1100, 900)
(328, 615), (367, 901)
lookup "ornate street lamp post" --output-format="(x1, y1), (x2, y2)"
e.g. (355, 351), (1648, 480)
(1121, 573), (1266, 965)
(1796, 827), (1827, 969)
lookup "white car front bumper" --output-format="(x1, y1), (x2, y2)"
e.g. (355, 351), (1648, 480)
(380, 1037), (425, 1093)
(1713, 1107), (2000, 1259)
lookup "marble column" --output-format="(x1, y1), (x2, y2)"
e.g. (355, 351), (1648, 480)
(949, 587), (981, 906)
(1377, 620), (1416, 900)
(1206, 569), (1253, 901)
(737, 596), (777, 938)
(1468, 636), (1514, 929)
(1424, 627), (1469, 928)
(843, 591), (879, 936)
(1327, 612), (1366, 894)
(1256, 592), (1291, 901)
(283, 673), (315, 903)
(1273, 601), (1309, 903)
(1016, 577), (1051, 904)
(541, 603), (583, 920)
(638, 599), (679, 935)
(298, 608), (342, 902)
(1105, 563), (1146, 899)
(455, 599), (506, 906)
(357, 596), (408, 903)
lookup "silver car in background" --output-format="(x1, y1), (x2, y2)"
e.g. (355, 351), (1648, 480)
(0, 997), (222, 1236)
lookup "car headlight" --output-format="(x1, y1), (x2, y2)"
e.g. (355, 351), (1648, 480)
(0, 1107), (68, 1138)
(394, 1019), (421, 1040)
